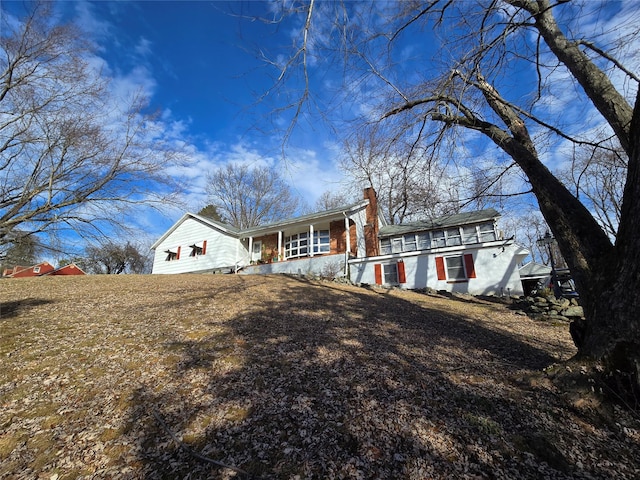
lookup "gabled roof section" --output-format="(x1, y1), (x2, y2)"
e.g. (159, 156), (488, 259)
(519, 261), (552, 279)
(150, 213), (240, 250)
(378, 208), (501, 238)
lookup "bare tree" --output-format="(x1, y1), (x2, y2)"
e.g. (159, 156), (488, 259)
(0, 2), (181, 251)
(561, 143), (626, 239)
(340, 124), (459, 224)
(206, 163), (300, 229)
(84, 241), (150, 274)
(264, 0), (640, 399)
(314, 190), (350, 211)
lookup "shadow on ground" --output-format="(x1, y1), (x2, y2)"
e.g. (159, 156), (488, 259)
(124, 276), (634, 479)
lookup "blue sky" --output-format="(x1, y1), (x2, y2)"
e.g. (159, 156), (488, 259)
(41, 1), (346, 239)
(2, 0), (638, 257)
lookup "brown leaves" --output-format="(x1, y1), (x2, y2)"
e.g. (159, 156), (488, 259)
(0, 275), (638, 479)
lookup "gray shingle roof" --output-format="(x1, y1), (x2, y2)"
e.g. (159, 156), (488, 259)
(378, 208), (501, 238)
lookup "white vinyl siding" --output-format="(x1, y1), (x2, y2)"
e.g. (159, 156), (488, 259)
(152, 217), (244, 274)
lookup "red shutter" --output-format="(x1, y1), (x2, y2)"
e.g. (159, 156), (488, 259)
(435, 256), (446, 280)
(464, 253), (476, 279)
(397, 260), (406, 283)
(374, 264), (382, 285)
(201, 240), (207, 255)
(176, 246), (181, 260)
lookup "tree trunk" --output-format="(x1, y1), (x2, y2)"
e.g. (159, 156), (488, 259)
(572, 90), (640, 401)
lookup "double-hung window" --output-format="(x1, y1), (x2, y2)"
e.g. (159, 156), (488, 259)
(462, 226), (478, 244)
(435, 254), (476, 282)
(445, 256), (466, 280)
(383, 263), (399, 284)
(403, 234), (417, 252)
(479, 222), (497, 242)
(417, 232), (430, 250)
(380, 238), (392, 255)
(432, 230), (446, 248)
(446, 228), (462, 246)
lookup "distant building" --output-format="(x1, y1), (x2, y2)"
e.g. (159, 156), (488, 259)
(2, 262), (86, 278)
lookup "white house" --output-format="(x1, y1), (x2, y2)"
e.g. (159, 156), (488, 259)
(348, 208), (528, 296)
(151, 190), (529, 296)
(151, 188), (383, 276)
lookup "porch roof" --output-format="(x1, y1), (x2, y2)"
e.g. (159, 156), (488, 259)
(240, 199), (369, 237)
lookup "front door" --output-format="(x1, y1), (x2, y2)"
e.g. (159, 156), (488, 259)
(252, 240), (262, 262)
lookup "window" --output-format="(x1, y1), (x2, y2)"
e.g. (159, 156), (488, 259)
(403, 234), (417, 251)
(445, 228), (462, 246)
(445, 256), (466, 280)
(391, 238), (403, 253)
(380, 238), (392, 255)
(479, 222), (497, 242)
(313, 230), (330, 253)
(33, 266), (40, 273)
(189, 240), (207, 257)
(374, 261), (406, 285)
(462, 226), (478, 244)
(436, 254), (476, 281)
(383, 263), (398, 284)
(285, 232), (309, 258)
(165, 246), (180, 261)
(417, 232), (430, 250)
(432, 230), (446, 248)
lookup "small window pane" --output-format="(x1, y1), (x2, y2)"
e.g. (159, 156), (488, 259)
(445, 256), (465, 280)
(462, 226), (478, 244)
(417, 232), (430, 250)
(391, 238), (403, 253)
(479, 222), (497, 242)
(446, 228), (462, 246)
(432, 230), (446, 248)
(380, 239), (392, 255)
(403, 234), (417, 251)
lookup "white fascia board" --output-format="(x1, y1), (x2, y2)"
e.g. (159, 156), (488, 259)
(150, 213), (239, 250)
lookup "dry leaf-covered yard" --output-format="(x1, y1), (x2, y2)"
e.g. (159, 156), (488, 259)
(1, 274), (638, 479)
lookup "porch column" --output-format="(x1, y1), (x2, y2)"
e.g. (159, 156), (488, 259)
(248, 237), (253, 262)
(278, 231), (283, 260)
(309, 224), (314, 257)
(344, 215), (351, 255)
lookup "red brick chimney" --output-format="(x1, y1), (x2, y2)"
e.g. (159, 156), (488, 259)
(363, 187), (379, 256)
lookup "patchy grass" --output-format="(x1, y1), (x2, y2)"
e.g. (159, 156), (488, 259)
(0, 274), (638, 479)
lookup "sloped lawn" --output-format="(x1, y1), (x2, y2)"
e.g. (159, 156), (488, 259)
(1, 274), (638, 479)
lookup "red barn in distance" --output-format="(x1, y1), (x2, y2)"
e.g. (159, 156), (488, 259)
(2, 262), (86, 278)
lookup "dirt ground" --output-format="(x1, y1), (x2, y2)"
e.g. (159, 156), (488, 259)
(1, 274), (638, 479)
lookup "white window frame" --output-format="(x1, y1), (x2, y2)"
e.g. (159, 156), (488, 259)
(285, 232), (310, 258)
(445, 228), (462, 246)
(432, 230), (446, 248)
(445, 255), (466, 280)
(383, 263), (399, 284)
(417, 232), (430, 250)
(380, 238), (392, 255)
(479, 222), (497, 242)
(312, 229), (330, 254)
(462, 225), (479, 244)
(403, 234), (417, 252)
